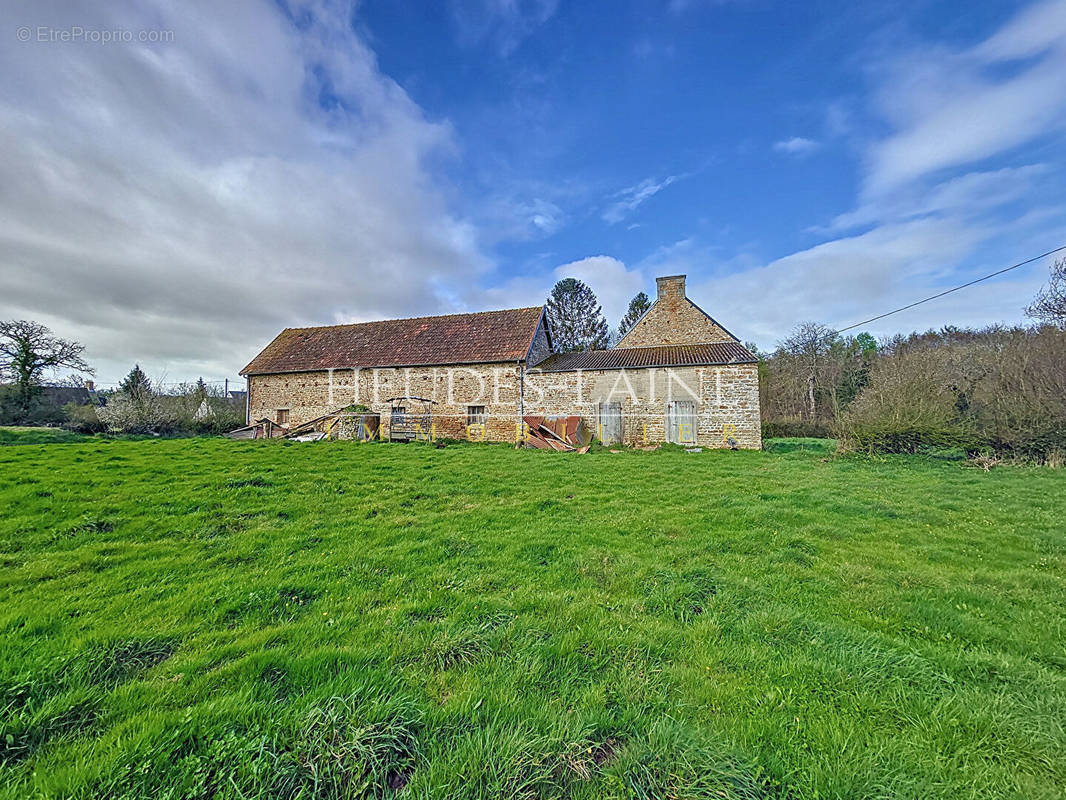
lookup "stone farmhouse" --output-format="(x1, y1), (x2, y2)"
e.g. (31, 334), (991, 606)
(240, 274), (761, 448)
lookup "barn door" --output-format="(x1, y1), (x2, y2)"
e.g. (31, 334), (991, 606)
(598, 402), (622, 444)
(666, 400), (696, 444)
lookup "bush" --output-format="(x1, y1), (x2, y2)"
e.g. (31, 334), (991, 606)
(968, 327), (1066, 459)
(186, 401), (244, 435)
(96, 393), (180, 435)
(761, 418), (834, 439)
(836, 326), (1066, 461)
(836, 346), (982, 454)
(64, 403), (106, 434)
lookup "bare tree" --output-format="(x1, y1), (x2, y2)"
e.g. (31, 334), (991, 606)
(1027, 256), (1066, 328)
(779, 322), (837, 418)
(0, 320), (92, 412)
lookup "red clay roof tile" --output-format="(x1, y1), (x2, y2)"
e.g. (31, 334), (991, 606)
(241, 307), (545, 375)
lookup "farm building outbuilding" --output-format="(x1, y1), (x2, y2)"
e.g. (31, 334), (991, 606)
(240, 274), (761, 448)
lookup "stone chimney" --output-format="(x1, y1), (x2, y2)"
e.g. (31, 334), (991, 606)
(656, 274), (686, 302)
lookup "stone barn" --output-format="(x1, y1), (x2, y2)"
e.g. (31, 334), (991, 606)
(240, 274), (760, 448)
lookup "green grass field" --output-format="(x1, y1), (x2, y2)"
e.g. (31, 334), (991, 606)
(1, 433), (1064, 799)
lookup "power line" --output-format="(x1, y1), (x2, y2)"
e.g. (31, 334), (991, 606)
(833, 244), (1066, 335)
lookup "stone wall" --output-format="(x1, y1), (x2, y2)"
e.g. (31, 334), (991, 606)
(248, 363), (527, 442)
(247, 356), (760, 449)
(616, 275), (734, 348)
(523, 364), (761, 449)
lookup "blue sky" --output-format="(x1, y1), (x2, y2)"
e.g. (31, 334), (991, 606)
(2, 0), (1065, 383)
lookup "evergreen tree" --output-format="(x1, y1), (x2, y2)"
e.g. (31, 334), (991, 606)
(119, 364), (152, 400)
(546, 278), (609, 352)
(617, 291), (651, 339)
(194, 377), (208, 403)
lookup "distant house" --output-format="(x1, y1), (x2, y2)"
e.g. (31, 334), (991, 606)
(39, 382), (103, 408)
(241, 274), (761, 448)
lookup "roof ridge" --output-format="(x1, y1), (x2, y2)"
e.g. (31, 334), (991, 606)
(284, 306), (543, 333)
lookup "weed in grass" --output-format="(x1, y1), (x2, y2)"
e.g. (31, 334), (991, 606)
(289, 684), (423, 799)
(224, 476), (274, 489)
(78, 637), (178, 689)
(0, 694), (101, 766)
(642, 568), (719, 622)
(66, 517), (116, 536)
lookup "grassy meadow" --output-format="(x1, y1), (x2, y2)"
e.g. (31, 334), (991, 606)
(1, 432), (1064, 799)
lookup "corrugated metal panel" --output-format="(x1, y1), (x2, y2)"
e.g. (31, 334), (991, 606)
(532, 342), (757, 372)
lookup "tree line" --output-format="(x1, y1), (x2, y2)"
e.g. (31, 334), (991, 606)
(0, 322), (243, 434)
(760, 257), (1066, 462)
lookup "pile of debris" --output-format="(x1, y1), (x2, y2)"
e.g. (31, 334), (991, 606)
(225, 418), (288, 440)
(522, 415), (592, 453)
(226, 410), (381, 441)
(285, 410), (380, 442)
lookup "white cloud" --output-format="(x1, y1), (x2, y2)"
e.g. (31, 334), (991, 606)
(0, 0), (490, 384)
(824, 164), (1049, 231)
(692, 213), (1061, 349)
(864, 0), (1066, 195)
(602, 175), (680, 225)
(449, 0), (559, 56)
(552, 256), (645, 325)
(773, 137), (819, 155)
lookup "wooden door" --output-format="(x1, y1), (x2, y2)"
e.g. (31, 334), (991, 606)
(598, 402), (622, 444)
(666, 400), (696, 444)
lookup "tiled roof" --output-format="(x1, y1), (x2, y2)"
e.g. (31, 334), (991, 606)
(531, 342), (757, 372)
(242, 307), (544, 375)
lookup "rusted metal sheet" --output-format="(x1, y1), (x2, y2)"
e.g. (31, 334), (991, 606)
(522, 415), (592, 453)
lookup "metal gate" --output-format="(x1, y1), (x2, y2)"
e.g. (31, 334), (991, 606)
(666, 400), (696, 444)
(387, 396), (434, 441)
(598, 402), (622, 444)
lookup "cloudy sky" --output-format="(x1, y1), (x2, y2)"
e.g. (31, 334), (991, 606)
(2, 0), (1065, 385)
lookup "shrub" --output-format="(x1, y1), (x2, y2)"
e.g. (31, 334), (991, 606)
(836, 326), (1066, 460)
(968, 327), (1066, 460)
(96, 393), (180, 435)
(836, 347), (983, 454)
(761, 417), (834, 439)
(64, 402), (106, 434)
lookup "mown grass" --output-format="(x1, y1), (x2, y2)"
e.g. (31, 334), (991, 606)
(0, 433), (1064, 799)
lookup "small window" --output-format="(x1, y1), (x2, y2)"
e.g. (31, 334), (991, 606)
(466, 405), (486, 426)
(276, 408), (289, 424)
